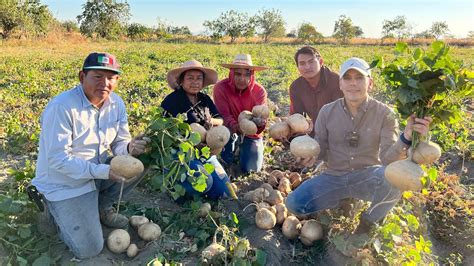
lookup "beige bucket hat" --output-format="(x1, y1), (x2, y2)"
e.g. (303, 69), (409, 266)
(167, 59), (218, 89)
(220, 54), (269, 71)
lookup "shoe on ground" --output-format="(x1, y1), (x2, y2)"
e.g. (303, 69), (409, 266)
(100, 208), (129, 229)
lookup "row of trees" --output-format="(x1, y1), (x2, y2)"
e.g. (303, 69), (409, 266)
(381, 16), (450, 40)
(0, 0), (467, 43)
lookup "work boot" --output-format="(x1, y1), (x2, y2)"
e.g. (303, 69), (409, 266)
(340, 218), (373, 257)
(100, 208), (129, 229)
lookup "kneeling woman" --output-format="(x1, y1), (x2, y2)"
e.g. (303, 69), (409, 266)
(161, 59), (230, 200)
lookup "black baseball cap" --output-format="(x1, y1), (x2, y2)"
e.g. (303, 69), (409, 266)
(82, 52), (121, 74)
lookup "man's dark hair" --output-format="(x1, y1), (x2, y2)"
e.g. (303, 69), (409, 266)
(294, 46), (322, 66)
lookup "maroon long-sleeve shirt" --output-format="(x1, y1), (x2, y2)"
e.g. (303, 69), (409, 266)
(213, 78), (267, 139)
(289, 66), (343, 123)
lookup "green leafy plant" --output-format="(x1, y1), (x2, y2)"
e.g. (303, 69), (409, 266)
(374, 41), (473, 149)
(139, 107), (214, 200)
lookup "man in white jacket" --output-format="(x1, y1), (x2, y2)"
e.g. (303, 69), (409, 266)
(32, 52), (149, 259)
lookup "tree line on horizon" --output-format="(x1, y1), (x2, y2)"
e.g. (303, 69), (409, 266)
(1, 0), (472, 43)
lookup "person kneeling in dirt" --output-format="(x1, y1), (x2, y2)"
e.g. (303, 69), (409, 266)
(213, 54), (269, 174)
(31, 52), (150, 259)
(289, 46), (343, 136)
(286, 57), (432, 237)
(161, 59), (231, 200)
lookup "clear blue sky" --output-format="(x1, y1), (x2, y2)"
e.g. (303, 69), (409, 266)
(43, 0), (473, 38)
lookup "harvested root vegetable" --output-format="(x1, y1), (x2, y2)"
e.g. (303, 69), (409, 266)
(253, 187), (271, 202)
(267, 175), (279, 187)
(107, 229), (130, 254)
(282, 216), (301, 240)
(138, 222), (161, 241)
(126, 243), (139, 257)
(239, 118), (258, 135)
(260, 183), (273, 194)
(252, 104), (270, 119)
(275, 203), (288, 225)
(287, 113), (309, 134)
(412, 141), (442, 165)
(299, 220), (323, 246)
(206, 126), (230, 150)
(129, 215), (149, 229)
(278, 178), (292, 196)
(269, 122), (291, 141)
(265, 189), (284, 205)
(238, 110), (254, 122)
(288, 172), (302, 189)
(210, 146), (223, 156)
(243, 190), (255, 201)
(201, 236), (226, 264)
(255, 208), (277, 229)
(257, 201), (272, 210)
(270, 170), (285, 181)
(198, 203), (212, 218)
(110, 155), (144, 179)
(290, 135), (320, 159)
(385, 159), (424, 191)
(190, 123), (207, 143)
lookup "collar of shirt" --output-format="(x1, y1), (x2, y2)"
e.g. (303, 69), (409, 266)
(341, 96), (371, 116)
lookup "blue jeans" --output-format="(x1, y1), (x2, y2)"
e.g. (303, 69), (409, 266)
(221, 133), (264, 174)
(45, 174), (144, 259)
(180, 155), (230, 200)
(286, 166), (401, 223)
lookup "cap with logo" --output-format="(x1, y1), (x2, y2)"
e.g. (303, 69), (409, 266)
(82, 52), (121, 74)
(339, 57), (371, 77)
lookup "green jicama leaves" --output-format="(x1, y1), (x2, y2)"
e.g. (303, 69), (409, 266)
(372, 41), (473, 149)
(138, 107), (214, 200)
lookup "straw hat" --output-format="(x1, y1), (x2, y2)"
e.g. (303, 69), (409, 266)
(167, 59), (218, 89)
(220, 54), (269, 71)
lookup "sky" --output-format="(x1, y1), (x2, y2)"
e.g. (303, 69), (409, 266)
(43, 0), (474, 38)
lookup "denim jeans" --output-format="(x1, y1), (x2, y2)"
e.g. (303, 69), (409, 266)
(221, 133), (264, 174)
(180, 155), (230, 200)
(45, 174), (144, 259)
(286, 166), (401, 223)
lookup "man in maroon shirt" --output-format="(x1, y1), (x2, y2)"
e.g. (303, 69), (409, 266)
(289, 46), (343, 134)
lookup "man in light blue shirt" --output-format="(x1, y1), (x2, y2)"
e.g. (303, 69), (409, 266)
(32, 52), (149, 259)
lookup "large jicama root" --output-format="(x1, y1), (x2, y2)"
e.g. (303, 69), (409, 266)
(238, 110), (254, 122)
(275, 203), (288, 225)
(129, 215), (149, 229)
(412, 141), (442, 165)
(206, 126), (230, 150)
(290, 135), (320, 159)
(239, 118), (258, 135)
(110, 155), (144, 179)
(287, 113), (310, 134)
(252, 104), (270, 119)
(198, 202), (212, 218)
(299, 220), (323, 246)
(278, 178), (292, 196)
(138, 222), (161, 241)
(201, 234), (226, 264)
(126, 243), (139, 257)
(107, 229), (131, 254)
(255, 207), (277, 230)
(268, 121), (291, 141)
(385, 159), (424, 191)
(282, 216), (301, 240)
(190, 123), (207, 143)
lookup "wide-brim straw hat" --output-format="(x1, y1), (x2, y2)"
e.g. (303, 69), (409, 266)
(220, 54), (269, 71)
(167, 59), (218, 89)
